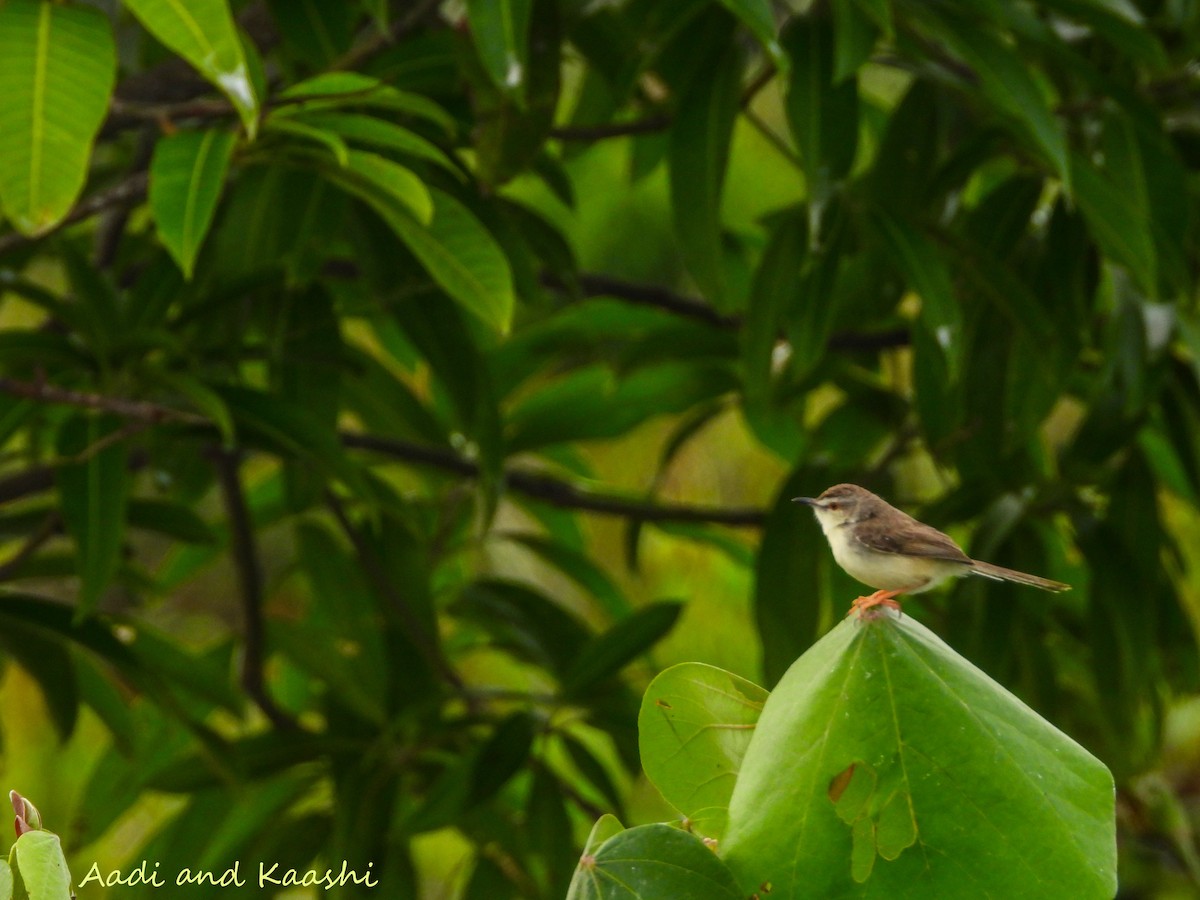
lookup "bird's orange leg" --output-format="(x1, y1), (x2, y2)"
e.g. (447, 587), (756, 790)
(848, 589), (904, 620)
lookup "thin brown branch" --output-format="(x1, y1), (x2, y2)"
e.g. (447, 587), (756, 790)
(331, 0), (444, 72)
(212, 448), (297, 731)
(0, 376), (208, 426)
(341, 432), (768, 528)
(0, 173), (148, 258)
(0, 468), (54, 506)
(827, 328), (911, 352)
(556, 272), (913, 351)
(0, 511), (61, 582)
(741, 63), (778, 108)
(572, 273), (743, 330)
(550, 116), (673, 142)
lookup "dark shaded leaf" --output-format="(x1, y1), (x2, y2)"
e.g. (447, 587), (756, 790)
(563, 601), (683, 697)
(56, 415), (129, 614)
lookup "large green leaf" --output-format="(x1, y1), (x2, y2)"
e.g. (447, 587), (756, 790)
(149, 128), (237, 277)
(721, 612), (1117, 897)
(121, 0), (259, 135)
(638, 662), (768, 839)
(55, 416), (129, 615)
(0, 0), (116, 235)
(567, 823), (742, 900)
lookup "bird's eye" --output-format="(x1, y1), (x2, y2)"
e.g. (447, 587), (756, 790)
(827, 502), (840, 511)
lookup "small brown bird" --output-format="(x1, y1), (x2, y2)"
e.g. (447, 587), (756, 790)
(793, 483), (1070, 617)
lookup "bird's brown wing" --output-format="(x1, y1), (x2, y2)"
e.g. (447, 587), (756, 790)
(851, 517), (972, 564)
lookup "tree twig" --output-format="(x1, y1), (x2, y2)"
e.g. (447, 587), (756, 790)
(0, 376), (208, 426)
(331, 0), (444, 72)
(0, 511), (61, 582)
(341, 432), (768, 527)
(571, 273), (743, 330)
(0, 173), (149, 258)
(550, 116), (673, 142)
(211, 448), (297, 731)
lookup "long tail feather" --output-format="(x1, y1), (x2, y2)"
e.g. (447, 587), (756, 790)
(969, 560), (1070, 592)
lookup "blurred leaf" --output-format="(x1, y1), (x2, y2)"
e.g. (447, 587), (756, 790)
(668, 34), (741, 305)
(530, 763), (585, 898)
(278, 522), (388, 722)
(563, 601), (683, 696)
(566, 823), (742, 900)
(0, 620), (78, 740)
(506, 533), (630, 618)
(464, 856), (521, 900)
(871, 207), (959, 347)
(506, 363), (736, 453)
(830, 0), (880, 80)
(466, 0), (532, 95)
(127, 499), (216, 544)
(148, 733), (331, 792)
(268, 0), (351, 68)
(467, 712), (536, 806)
(783, 13), (859, 222)
(638, 662), (767, 839)
(1042, 0), (1165, 68)
(455, 579), (591, 677)
(717, 0), (784, 68)
(149, 128), (237, 278)
(916, 7), (1070, 192)
(0, 0), (116, 235)
(1071, 151), (1158, 295)
(216, 385), (370, 497)
(122, 0), (259, 135)
(755, 467), (825, 684)
(562, 733), (625, 814)
(470, 0), (560, 187)
(56, 415), (129, 615)
(743, 210), (806, 408)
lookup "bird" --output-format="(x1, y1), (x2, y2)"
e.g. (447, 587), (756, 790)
(793, 483), (1070, 617)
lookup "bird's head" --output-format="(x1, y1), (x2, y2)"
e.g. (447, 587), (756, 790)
(792, 483), (878, 528)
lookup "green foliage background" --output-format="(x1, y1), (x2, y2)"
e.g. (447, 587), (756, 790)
(0, 0), (1196, 896)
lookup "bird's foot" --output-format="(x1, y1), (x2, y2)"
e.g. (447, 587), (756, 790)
(848, 590), (903, 621)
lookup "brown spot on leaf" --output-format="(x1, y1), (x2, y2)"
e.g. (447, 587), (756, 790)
(828, 762), (856, 804)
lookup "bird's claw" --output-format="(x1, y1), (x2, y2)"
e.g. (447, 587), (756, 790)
(848, 590), (903, 621)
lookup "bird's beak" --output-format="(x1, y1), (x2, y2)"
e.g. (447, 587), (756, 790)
(792, 497), (818, 507)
